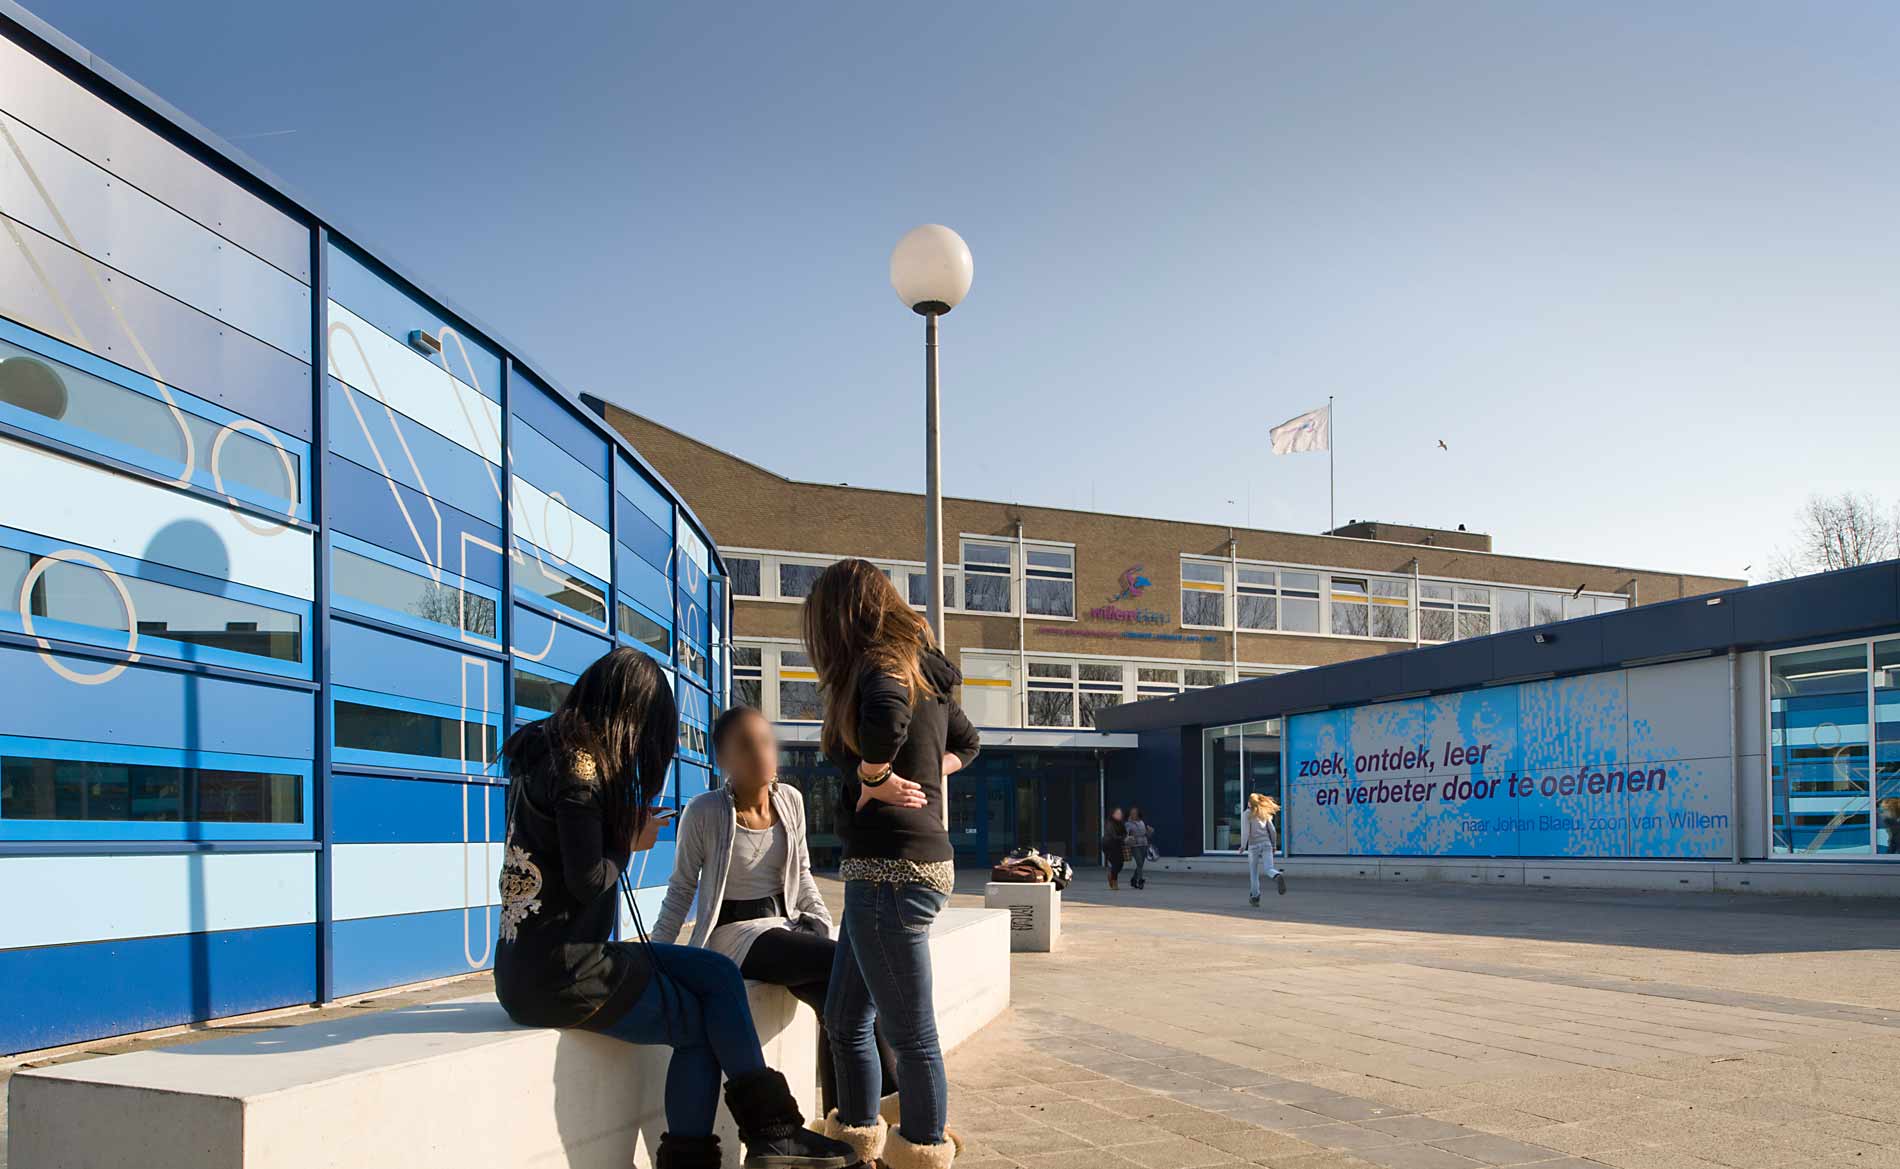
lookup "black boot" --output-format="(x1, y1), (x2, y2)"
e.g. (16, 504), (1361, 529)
(723, 1068), (856, 1168)
(658, 1133), (724, 1169)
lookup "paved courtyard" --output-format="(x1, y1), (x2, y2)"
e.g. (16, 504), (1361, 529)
(3, 872), (1896, 1169)
(942, 871), (1900, 1169)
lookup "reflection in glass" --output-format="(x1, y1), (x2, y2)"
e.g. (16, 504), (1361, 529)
(1027, 689), (1072, 727)
(333, 548), (495, 639)
(963, 572), (1010, 613)
(515, 668), (573, 715)
(1770, 643), (1872, 855)
(778, 680), (821, 721)
(1182, 590), (1224, 627)
(727, 557), (761, 597)
(617, 602), (668, 654)
(778, 563), (823, 599)
(1496, 589), (1532, 631)
(1202, 721), (1282, 851)
(1238, 593), (1276, 631)
(335, 700), (497, 764)
(1875, 640), (1900, 855)
(1026, 577), (1073, 617)
(518, 560), (606, 622)
(0, 337), (298, 508)
(0, 546), (301, 663)
(0, 755), (301, 823)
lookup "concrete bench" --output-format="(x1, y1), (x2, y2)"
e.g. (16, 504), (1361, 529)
(9, 907), (1010, 1169)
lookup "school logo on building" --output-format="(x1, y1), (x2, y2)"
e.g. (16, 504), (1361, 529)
(1110, 564), (1152, 602)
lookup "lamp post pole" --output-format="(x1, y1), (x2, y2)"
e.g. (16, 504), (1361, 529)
(890, 223), (973, 650)
(924, 311), (944, 645)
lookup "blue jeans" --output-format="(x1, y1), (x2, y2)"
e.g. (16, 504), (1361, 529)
(599, 943), (767, 1136)
(824, 880), (949, 1143)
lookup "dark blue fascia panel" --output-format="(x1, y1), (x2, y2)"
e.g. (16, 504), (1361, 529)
(325, 243), (501, 402)
(325, 453), (505, 587)
(1489, 616), (1607, 680)
(1319, 653), (1404, 709)
(0, 922), (316, 1055)
(513, 371), (609, 481)
(1600, 591), (1735, 663)
(1396, 634), (1496, 696)
(1730, 561), (1900, 646)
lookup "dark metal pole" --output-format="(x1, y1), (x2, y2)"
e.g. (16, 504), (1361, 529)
(925, 312), (944, 646)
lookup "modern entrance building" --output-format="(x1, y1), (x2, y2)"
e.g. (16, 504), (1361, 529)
(1094, 561), (1900, 896)
(0, 4), (728, 1053)
(589, 406), (1743, 865)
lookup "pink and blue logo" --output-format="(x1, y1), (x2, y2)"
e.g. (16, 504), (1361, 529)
(1111, 565), (1152, 602)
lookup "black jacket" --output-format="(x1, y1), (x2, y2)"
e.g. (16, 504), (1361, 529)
(493, 723), (651, 1030)
(830, 650), (981, 864)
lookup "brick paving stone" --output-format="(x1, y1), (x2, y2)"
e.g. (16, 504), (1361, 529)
(985, 1126), (1097, 1157)
(1427, 1135), (1564, 1165)
(1270, 1154), (1388, 1169)
(1362, 1118), (1473, 1142)
(1015, 1150), (1149, 1169)
(1360, 1145), (1488, 1169)
(1195, 1129), (1334, 1162)
(1504, 1124), (1645, 1157)
(1301, 1125), (1415, 1152)
(1154, 1111), (1263, 1138)
(1300, 1097), (1411, 1123)
(1113, 1136), (1247, 1168)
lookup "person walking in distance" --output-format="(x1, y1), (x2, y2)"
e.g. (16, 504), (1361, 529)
(1242, 793), (1285, 906)
(804, 559), (981, 1169)
(1102, 807), (1128, 891)
(1123, 806), (1152, 890)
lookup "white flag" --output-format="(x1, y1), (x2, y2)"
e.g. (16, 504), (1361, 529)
(1269, 404), (1330, 454)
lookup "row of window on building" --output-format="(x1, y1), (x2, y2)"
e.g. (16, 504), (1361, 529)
(724, 543), (1630, 646)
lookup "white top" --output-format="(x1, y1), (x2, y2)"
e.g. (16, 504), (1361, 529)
(708, 819), (793, 964)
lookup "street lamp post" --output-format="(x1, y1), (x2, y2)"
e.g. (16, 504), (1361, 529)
(889, 225), (973, 647)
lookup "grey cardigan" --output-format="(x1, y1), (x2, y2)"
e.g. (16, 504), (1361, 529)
(653, 782), (833, 949)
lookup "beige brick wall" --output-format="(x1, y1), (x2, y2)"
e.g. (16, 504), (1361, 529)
(602, 404), (1741, 673)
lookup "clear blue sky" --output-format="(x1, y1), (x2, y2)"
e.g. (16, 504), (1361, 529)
(31, 0), (1900, 579)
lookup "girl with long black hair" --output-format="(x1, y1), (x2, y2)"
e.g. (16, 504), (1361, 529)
(495, 647), (856, 1169)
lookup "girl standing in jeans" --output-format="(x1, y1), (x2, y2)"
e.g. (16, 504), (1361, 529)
(804, 559), (981, 1169)
(494, 649), (855, 1169)
(1124, 807), (1152, 890)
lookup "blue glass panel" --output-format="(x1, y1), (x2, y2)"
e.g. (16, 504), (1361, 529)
(0, 735), (312, 841)
(332, 772), (504, 845)
(512, 372), (607, 479)
(324, 454), (505, 589)
(0, 644), (314, 759)
(615, 452), (672, 530)
(331, 908), (492, 996)
(618, 545), (673, 628)
(331, 684), (503, 780)
(512, 419), (610, 531)
(511, 603), (612, 679)
(325, 244), (501, 402)
(329, 621), (505, 713)
(616, 497), (672, 574)
(513, 554), (609, 630)
(326, 376), (501, 523)
(330, 534), (500, 648)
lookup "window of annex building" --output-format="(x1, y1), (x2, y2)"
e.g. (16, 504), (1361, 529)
(1769, 637), (1900, 858)
(1179, 556), (1628, 644)
(723, 538), (1074, 620)
(1203, 720), (1283, 852)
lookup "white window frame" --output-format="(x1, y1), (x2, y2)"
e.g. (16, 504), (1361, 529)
(722, 542), (1077, 621)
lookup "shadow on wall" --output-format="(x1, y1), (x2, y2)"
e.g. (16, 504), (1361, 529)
(144, 519), (230, 1024)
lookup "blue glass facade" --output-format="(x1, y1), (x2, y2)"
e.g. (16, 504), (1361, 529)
(0, 11), (725, 1053)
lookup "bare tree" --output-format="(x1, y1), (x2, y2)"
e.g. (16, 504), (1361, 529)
(1769, 492), (1898, 579)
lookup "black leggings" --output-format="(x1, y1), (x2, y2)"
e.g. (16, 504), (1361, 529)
(739, 926), (900, 1115)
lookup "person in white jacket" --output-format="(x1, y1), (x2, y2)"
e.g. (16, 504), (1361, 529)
(1241, 792), (1286, 906)
(655, 706), (898, 1118)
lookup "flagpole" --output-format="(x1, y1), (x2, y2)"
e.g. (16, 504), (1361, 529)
(1327, 395), (1335, 533)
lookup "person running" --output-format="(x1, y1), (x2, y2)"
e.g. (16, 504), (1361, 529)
(494, 648), (856, 1169)
(1123, 806), (1152, 890)
(1241, 792), (1286, 906)
(655, 705), (901, 1119)
(804, 558), (980, 1169)
(1102, 807), (1127, 890)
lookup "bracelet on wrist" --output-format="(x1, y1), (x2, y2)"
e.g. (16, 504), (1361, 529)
(859, 763), (893, 788)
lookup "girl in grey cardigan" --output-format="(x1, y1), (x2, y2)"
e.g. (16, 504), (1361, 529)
(656, 706), (898, 1117)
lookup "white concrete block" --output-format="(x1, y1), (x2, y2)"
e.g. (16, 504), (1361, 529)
(8, 909), (1011, 1169)
(983, 882), (1060, 952)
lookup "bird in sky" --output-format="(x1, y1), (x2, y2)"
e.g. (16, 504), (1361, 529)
(1437, 440), (1449, 451)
